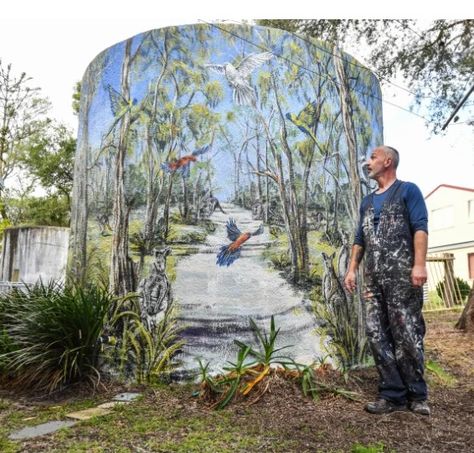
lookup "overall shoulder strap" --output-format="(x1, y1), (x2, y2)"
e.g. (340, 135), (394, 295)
(386, 179), (404, 204)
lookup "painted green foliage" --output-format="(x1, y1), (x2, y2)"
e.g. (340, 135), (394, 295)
(72, 23), (382, 285)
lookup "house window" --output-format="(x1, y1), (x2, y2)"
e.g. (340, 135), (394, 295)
(431, 205), (454, 230)
(468, 199), (474, 222)
(469, 253), (474, 280)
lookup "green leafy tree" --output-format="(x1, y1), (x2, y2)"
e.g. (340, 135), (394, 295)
(0, 60), (51, 219)
(72, 81), (81, 116)
(19, 123), (75, 207)
(258, 20), (473, 132)
(7, 194), (70, 227)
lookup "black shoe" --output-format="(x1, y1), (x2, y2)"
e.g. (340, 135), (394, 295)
(409, 400), (431, 416)
(365, 398), (407, 414)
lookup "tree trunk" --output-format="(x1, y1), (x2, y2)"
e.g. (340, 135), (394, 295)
(256, 133), (263, 206)
(69, 120), (89, 285)
(254, 105), (304, 283)
(455, 282), (474, 331)
(264, 142), (269, 223)
(182, 174), (189, 221)
(110, 39), (136, 296)
(69, 66), (99, 285)
(333, 46), (361, 228)
(143, 130), (161, 241)
(273, 80), (308, 281)
(333, 45), (367, 358)
(143, 48), (170, 242)
(163, 174), (173, 240)
(275, 154), (299, 280)
(193, 173), (202, 222)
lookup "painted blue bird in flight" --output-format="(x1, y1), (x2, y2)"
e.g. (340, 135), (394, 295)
(216, 218), (264, 267)
(205, 52), (273, 106)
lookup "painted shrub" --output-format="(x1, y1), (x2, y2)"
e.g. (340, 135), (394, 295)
(71, 23), (383, 375)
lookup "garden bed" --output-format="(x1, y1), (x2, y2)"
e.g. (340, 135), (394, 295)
(0, 310), (472, 452)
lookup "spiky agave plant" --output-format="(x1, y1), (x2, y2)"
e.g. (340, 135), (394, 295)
(234, 315), (292, 366)
(197, 316), (360, 409)
(215, 344), (253, 409)
(0, 281), (113, 392)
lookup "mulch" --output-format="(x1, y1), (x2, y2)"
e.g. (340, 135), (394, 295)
(2, 311), (473, 452)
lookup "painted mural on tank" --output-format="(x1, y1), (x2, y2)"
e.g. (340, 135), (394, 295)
(70, 23), (383, 379)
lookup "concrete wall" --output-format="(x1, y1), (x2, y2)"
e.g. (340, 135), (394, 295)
(0, 226), (70, 284)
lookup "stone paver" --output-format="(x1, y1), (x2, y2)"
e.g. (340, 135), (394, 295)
(9, 393), (142, 440)
(66, 407), (112, 421)
(9, 420), (77, 440)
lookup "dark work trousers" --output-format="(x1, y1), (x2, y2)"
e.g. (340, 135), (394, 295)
(361, 181), (427, 404)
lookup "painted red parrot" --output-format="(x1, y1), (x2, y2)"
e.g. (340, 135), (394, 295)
(161, 144), (211, 177)
(216, 218), (264, 267)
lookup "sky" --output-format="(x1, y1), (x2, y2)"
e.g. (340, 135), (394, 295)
(0, 1), (472, 197)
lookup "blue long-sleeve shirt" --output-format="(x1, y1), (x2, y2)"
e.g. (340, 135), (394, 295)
(353, 181), (428, 247)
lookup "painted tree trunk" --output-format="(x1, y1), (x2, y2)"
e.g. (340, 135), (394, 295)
(70, 125), (89, 284)
(333, 46), (367, 352)
(182, 174), (189, 220)
(143, 133), (160, 241)
(274, 84), (309, 281)
(193, 173), (203, 222)
(256, 133), (263, 207)
(334, 46), (362, 228)
(69, 67), (98, 284)
(110, 39), (136, 295)
(264, 142), (270, 223)
(163, 175), (173, 240)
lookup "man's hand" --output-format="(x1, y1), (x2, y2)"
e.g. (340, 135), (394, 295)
(411, 264), (427, 287)
(344, 245), (364, 294)
(412, 230), (428, 287)
(344, 270), (357, 294)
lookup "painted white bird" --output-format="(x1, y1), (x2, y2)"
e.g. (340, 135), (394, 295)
(205, 52), (273, 106)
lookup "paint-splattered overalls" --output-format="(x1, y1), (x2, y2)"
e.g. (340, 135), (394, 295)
(361, 180), (427, 404)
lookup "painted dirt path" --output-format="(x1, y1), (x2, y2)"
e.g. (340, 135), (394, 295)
(173, 203), (325, 378)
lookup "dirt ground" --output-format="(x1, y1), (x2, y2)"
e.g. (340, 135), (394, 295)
(1, 310), (473, 452)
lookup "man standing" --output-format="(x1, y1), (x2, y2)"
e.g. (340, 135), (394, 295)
(344, 146), (430, 416)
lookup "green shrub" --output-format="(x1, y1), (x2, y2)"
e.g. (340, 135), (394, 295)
(0, 297), (18, 373)
(179, 231), (207, 244)
(436, 277), (471, 304)
(0, 281), (114, 392)
(267, 251), (291, 269)
(0, 328), (17, 373)
(202, 220), (216, 234)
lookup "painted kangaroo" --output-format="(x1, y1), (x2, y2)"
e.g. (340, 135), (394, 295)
(138, 246), (172, 332)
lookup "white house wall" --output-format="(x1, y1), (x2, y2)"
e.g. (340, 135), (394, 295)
(426, 185), (474, 283)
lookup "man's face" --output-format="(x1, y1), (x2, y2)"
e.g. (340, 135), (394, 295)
(366, 148), (390, 179)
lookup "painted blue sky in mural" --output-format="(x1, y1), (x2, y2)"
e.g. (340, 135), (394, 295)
(85, 24), (383, 200)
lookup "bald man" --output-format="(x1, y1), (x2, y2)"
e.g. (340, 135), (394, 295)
(344, 146), (430, 416)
